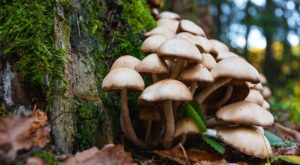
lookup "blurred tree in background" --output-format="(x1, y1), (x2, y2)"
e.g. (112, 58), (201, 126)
(165, 0), (300, 125)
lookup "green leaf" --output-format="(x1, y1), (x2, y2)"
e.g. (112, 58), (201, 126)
(264, 131), (284, 147)
(202, 135), (225, 154)
(278, 155), (300, 164)
(185, 103), (207, 132)
(189, 100), (206, 122)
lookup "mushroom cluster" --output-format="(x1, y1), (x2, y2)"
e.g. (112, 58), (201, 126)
(102, 11), (275, 159)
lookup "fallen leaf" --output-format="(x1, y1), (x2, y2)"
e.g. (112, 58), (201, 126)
(275, 123), (300, 143)
(154, 148), (223, 165)
(63, 144), (133, 165)
(278, 155), (300, 164)
(26, 157), (45, 165)
(28, 109), (50, 148)
(0, 117), (32, 160)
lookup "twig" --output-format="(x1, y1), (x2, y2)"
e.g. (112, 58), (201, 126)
(179, 143), (190, 165)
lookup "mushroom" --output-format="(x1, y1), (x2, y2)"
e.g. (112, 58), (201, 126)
(102, 67), (147, 148)
(209, 39), (229, 57)
(262, 100), (271, 110)
(139, 79), (192, 148)
(110, 55), (141, 70)
(178, 64), (214, 94)
(202, 53), (217, 70)
(259, 73), (267, 84)
(216, 101), (274, 126)
(135, 53), (169, 82)
(158, 11), (181, 20)
(157, 18), (180, 32)
(174, 117), (200, 138)
(205, 126), (273, 158)
(245, 89), (265, 106)
(193, 36), (214, 53)
(158, 38), (202, 79)
(262, 86), (272, 99)
(141, 35), (167, 53)
(215, 52), (239, 61)
(144, 26), (175, 39)
(178, 19), (206, 37)
(196, 57), (260, 105)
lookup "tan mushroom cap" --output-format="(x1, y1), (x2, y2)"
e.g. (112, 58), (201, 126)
(245, 89), (264, 106)
(157, 19), (179, 32)
(216, 101), (274, 126)
(135, 53), (169, 74)
(262, 86), (272, 99)
(139, 108), (161, 121)
(262, 100), (271, 110)
(110, 55), (141, 70)
(202, 53), (217, 70)
(158, 11), (181, 20)
(139, 79), (192, 102)
(176, 32), (196, 44)
(141, 35), (167, 53)
(209, 39), (229, 56)
(217, 126), (273, 158)
(144, 26), (175, 39)
(259, 74), (267, 84)
(211, 57), (260, 83)
(174, 118), (200, 137)
(102, 67), (145, 91)
(179, 19), (206, 36)
(216, 52), (239, 61)
(194, 36), (213, 53)
(158, 38), (202, 62)
(178, 64), (214, 84)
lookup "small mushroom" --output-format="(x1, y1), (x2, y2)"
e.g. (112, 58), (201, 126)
(174, 117), (200, 138)
(110, 55), (141, 71)
(141, 35), (167, 53)
(144, 26), (175, 39)
(209, 39), (229, 57)
(178, 64), (214, 94)
(158, 11), (181, 20)
(139, 79), (192, 148)
(215, 52), (239, 61)
(178, 19), (206, 37)
(102, 67), (147, 148)
(245, 89), (265, 106)
(202, 53), (217, 70)
(158, 38), (202, 78)
(262, 100), (271, 110)
(157, 18), (180, 32)
(135, 53), (169, 82)
(259, 73), (267, 84)
(216, 101), (274, 126)
(262, 86), (272, 99)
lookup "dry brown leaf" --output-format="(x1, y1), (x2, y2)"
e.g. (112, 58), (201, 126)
(26, 157), (45, 165)
(154, 148), (223, 165)
(0, 117), (32, 160)
(28, 109), (50, 148)
(63, 144), (133, 165)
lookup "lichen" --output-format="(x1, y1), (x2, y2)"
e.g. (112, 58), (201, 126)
(0, 0), (66, 92)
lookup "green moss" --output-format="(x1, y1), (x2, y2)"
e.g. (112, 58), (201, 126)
(0, 103), (12, 118)
(0, 0), (66, 92)
(32, 151), (58, 165)
(74, 97), (100, 150)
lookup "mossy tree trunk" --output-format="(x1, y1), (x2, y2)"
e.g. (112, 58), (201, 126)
(0, 0), (155, 153)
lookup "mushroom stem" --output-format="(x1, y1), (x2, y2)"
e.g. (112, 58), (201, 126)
(202, 129), (217, 138)
(121, 89), (148, 149)
(163, 100), (175, 149)
(145, 121), (152, 145)
(206, 117), (226, 128)
(210, 86), (233, 109)
(152, 73), (158, 83)
(170, 60), (183, 79)
(196, 78), (232, 104)
(190, 82), (197, 95)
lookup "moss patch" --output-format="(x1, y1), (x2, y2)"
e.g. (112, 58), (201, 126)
(0, 0), (66, 92)
(32, 151), (58, 165)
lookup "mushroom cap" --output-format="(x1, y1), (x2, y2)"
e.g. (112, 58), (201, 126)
(259, 74), (267, 84)
(217, 126), (273, 158)
(139, 108), (161, 121)
(193, 36), (213, 53)
(216, 52), (239, 61)
(141, 35), (167, 53)
(216, 101), (274, 126)
(174, 118), (200, 137)
(179, 19), (206, 36)
(144, 26), (175, 39)
(157, 19), (179, 32)
(245, 89), (264, 106)
(202, 53), (217, 70)
(262, 86), (272, 99)
(211, 57), (260, 83)
(176, 32), (196, 44)
(178, 64), (214, 83)
(110, 55), (141, 70)
(209, 39), (229, 56)
(139, 79), (192, 102)
(262, 100), (271, 110)
(102, 67), (145, 91)
(158, 38), (202, 62)
(135, 53), (169, 74)
(158, 11), (181, 20)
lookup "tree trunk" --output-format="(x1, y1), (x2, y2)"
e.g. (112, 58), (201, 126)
(0, 0), (155, 153)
